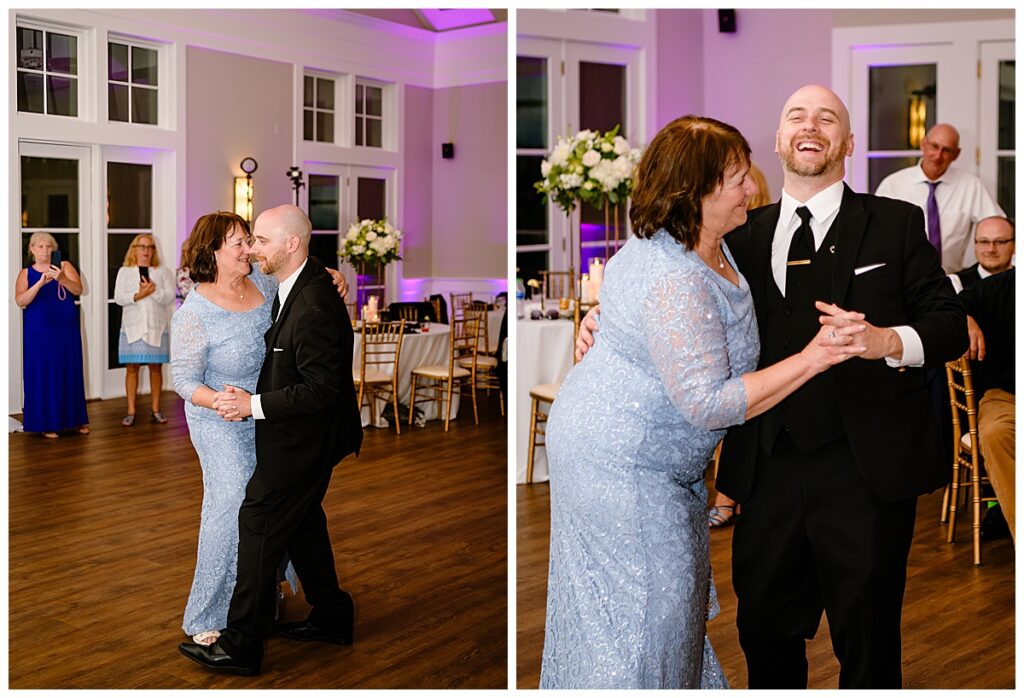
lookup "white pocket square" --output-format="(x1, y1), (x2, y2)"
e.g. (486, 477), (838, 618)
(854, 262), (886, 276)
(272, 347), (284, 352)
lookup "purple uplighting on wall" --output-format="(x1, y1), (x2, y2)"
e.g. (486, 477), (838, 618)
(419, 9), (495, 31)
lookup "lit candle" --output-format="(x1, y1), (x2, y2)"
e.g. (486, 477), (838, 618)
(589, 258), (604, 303)
(580, 273), (593, 304)
(367, 295), (378, 321)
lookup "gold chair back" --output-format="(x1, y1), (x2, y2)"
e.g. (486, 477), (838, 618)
(393, 305), (419, 322)
(540, 270), (573, 300)
(450, 292), (473, 320)
(943, 353), (997, 564)
(356, 320), (406, 433)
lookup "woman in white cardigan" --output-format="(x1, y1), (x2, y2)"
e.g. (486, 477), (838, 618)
(114, 233), (176, 425)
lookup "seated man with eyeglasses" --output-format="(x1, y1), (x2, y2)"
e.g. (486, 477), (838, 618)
(950, 216), (1015, 293)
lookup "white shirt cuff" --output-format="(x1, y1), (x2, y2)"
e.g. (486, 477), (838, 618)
(251, 394), (266, 420)
(948, 273), (964, 295)
(884, 326), (925, 368)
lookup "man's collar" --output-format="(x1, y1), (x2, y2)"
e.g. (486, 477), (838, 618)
(914, 161), (954, 184)
(780, 179), (844, 225)
(277, 257), (308, 297)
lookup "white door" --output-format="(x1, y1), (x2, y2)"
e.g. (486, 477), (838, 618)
(12, 141), (92, 411)
(979, 40), (1015, 219)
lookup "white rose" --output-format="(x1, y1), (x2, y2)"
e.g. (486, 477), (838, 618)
(581, 149), (601, 168)
(361, 219), (372, 226)
(345, 228), (358, 241)
(576, 129), (595, 142)
(583, 181), (594, 190)
(540, 160), (552, 177)
(550, 142), (571, 167)
(613, 136), (630, 155)
(366, 231), (378, 241)
(352, 245), (366, 255)
(559, 173), (583, 188)
(601, 142), (613, 152)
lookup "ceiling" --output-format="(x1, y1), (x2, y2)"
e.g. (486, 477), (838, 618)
(345, 9), (506, 32)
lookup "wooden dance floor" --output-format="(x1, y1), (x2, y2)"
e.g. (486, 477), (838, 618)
(9, 392), (507, 689)
(517, 476), (1015, 689)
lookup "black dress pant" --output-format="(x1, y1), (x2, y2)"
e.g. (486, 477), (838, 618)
(731, 432), (917, 689)
(217, 465), (349, 666)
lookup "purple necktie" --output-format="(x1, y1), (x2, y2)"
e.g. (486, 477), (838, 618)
(926, 181), (942, 263)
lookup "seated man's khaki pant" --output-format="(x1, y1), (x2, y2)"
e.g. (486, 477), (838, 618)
(979, 389), (1016, 542)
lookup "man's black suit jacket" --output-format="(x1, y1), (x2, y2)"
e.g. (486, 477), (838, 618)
(255, 256), (362, 489)
(717, 184), (968, 503)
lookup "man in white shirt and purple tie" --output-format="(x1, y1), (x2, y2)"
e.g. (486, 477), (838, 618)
(875, 123), (1003, 274)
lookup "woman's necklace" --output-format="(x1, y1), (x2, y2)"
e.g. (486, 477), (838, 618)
(699, 243), (726, 270)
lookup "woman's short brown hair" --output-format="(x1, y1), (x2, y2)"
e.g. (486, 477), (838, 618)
(122, 233), (162, 267)
(180, 212), (250, 283)
(629, 115), (751, 250)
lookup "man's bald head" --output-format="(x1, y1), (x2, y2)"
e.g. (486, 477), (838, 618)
(775, 84), (854, 187)
(778, 84), (852, 136)
(250, 204), (313, 280)
(920, 123), (961, 180)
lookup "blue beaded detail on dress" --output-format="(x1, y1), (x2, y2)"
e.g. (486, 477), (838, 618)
(540, 229), (759, 688)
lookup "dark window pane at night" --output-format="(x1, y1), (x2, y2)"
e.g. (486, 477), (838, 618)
(517, 56), (547, 149)
(516, 156), (547, 246)
(108, 42), (129, 81)
(17, 72), (44, 113)
(869, 156), (919, 193)
(304, 75), (314, 108)
(309, 175), (340, 231)
(366, 118), (382, 148)
(107, 233), (136, 298)
(998, 61), (1015, 151)
(17, 28), (43, 69)
(997, 156), (1014, 220)
(355, 116), (363, 146)
(132, 86), (158, 124)
(357, 177), (386, 220)
(131, 46), (158, 85)
(108, 83), (129, 121)
(309, 233), (340, 271)
(580, 61), (625, 135)
(46, 76), (78, 116)
(316, 111), (333, 143)
(303, 109), (314, 141)
(22, 156), (79, 228)
(869, 64), (936, 151)
(46, 32), (77, 75)
(365, 85), (382, 117)
(107, 162), (153, 229)
(316, 77), (334, 110)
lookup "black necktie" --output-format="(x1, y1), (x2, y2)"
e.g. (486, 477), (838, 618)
(271, 293), (281, 322)
(789, 206), (814, 263)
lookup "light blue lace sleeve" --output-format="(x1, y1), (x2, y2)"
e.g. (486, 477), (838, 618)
(171, 304), (208, 404)
(641, 269), (748, 431)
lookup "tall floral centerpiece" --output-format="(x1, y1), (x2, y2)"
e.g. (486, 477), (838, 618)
(534, 126), (642, 322)
(339, 218), (403, 309)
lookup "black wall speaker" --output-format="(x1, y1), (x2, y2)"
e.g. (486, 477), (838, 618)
(441, 142), (455, 159)
(718, 9), (736, 33)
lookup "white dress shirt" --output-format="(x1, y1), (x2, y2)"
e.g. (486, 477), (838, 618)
(251, 259), (307, 420)
(772, 181), (923, 368)
(874, 162), (1004, 274)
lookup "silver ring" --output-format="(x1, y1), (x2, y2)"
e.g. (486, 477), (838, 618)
(829, 330), (837, 339)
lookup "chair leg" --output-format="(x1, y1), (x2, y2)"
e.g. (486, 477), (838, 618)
(940, 483), (950, 524)
(526, 397), (539, 484)
(499, 388), (505, 417)
(947, 459), (961, 543)
(470, 375), (479, 426)
(408, 377), (417, 427)
(972, 465), (983, 565)
(392, 382), (401, 435)
(444, 377), (454, 432)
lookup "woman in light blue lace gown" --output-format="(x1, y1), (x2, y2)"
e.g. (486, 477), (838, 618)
(171, 212), (295, 645)
(540, 117), (865, 688)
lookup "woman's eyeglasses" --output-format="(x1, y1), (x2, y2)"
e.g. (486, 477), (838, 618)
(133, 244), (156, 250)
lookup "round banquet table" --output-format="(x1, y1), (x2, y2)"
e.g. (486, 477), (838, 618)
(352, 322), (459, 427)
(516, 317), (574, 483)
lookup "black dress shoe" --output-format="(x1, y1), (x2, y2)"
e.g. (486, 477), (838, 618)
(277, 619), (353, 646)
(178, 641), (260, 676)
(981, 505), (1010, 541)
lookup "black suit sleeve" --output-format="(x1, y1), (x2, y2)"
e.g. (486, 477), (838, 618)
(896, 204), (969, 367)
(260, 284), (347, 420)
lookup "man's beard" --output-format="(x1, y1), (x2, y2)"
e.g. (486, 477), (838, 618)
(258, 250), (286, 275)
(780, 139), (846, 178)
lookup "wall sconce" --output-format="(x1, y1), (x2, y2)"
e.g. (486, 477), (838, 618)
(234, 157), (258, 222)
(908, 91), (928, 149)
(286, 165), (305, 206)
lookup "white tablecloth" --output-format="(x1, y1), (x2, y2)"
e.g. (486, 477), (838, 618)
(353, 322), (459, 427)
(516, 318), (574, 483)
(487, 309), (505, 353)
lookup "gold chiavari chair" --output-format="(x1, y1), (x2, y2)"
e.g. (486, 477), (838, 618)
(462, 306), (504, 416)
(409, 315), (480, 432)
(942, 353), (997, 565)
(394, 305), (419, 322)
(525, 308), (582, 483)
(449, 292), (474, 320)
(353, 320), (406, 434)
(540, 270), (573, 300)
(425, 297), (442, 324)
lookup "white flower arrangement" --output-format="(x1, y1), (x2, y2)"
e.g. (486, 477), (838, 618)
(339, 218), (403, 266)
(535, 125), (643, 215)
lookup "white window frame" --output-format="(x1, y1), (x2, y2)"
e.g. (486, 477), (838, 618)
(979, 40), (1015, 205)
(15, 17), (89, 120)
(832, 19), (1014, 194)
(303, 69), (341, 145)
(354, 77), (391, 150)
(105, 34), (165, 128)
(516, 36), (642, 275)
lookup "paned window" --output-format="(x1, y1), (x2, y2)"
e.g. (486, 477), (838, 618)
(108, 40), (159, 125)
(303, 74), (335, 143)
(16, 25), (79, 117)
(355, 81), (384, 148)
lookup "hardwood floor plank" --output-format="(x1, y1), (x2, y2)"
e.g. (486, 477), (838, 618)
(516, 476), (1015, 689)
(10, 391), (507, 689)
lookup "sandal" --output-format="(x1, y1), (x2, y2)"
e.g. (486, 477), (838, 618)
(77, 425), (90, 435)
(708, 504), (736, 528)
(121, 414), (136, 427)
(151, 411), (167, 424)
(42, 432), (59, 439)
(192, 630), (221, 646)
